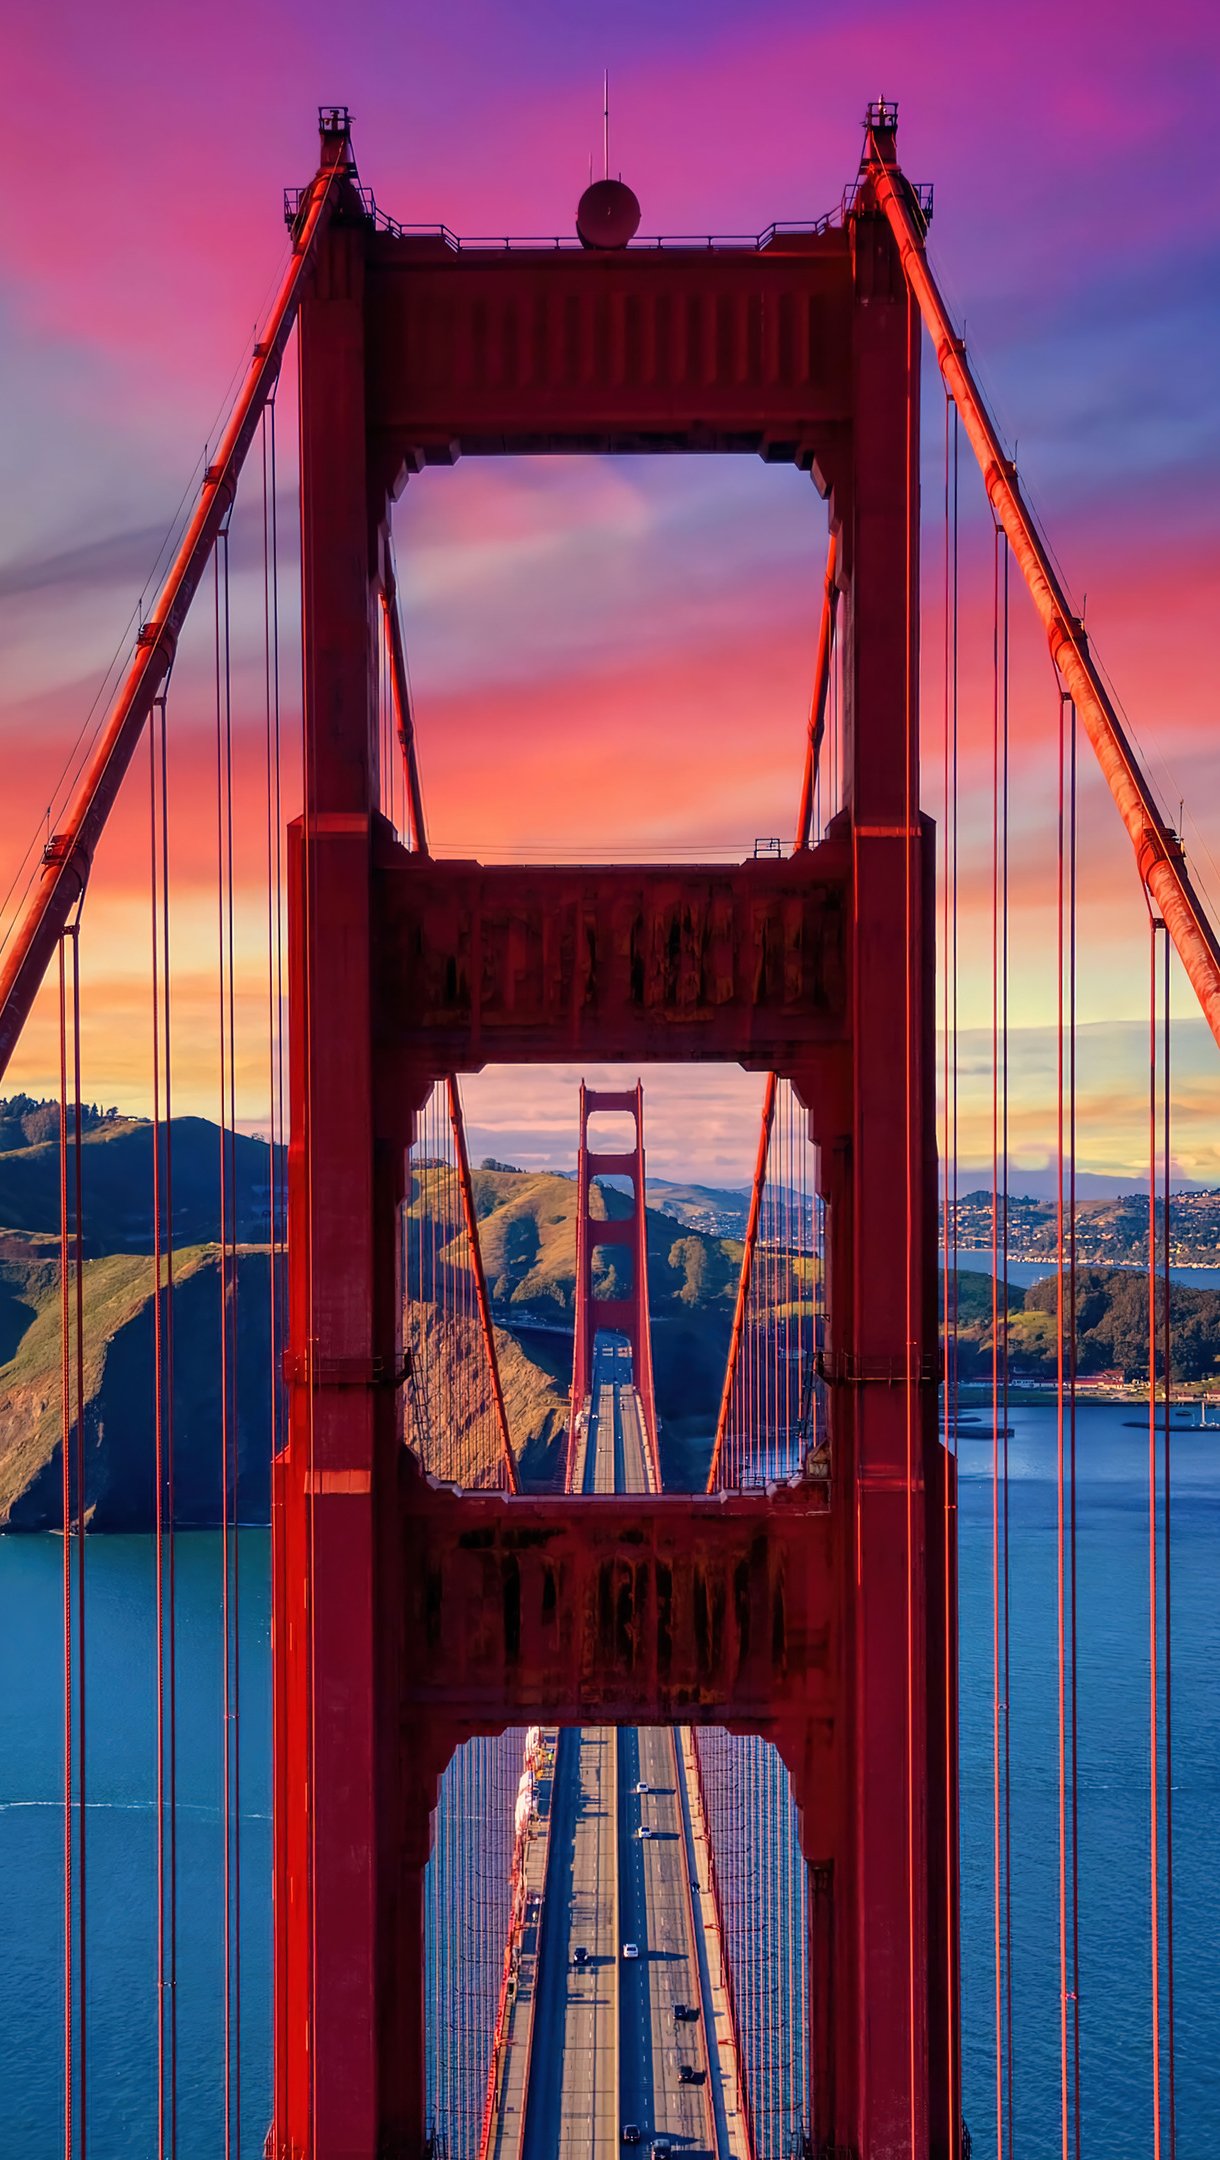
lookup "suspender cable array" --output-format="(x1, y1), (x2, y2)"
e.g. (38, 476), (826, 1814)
(699, 1076), (823, 2157)
(426, 1730), (526, 2160)
(1, 98), (1217, 2160)
(864, 112), (1220, 1047)
(0, 121), (351, 1082)
(402, 1079), (520, 1492)
(706, 1076), (824, 1495)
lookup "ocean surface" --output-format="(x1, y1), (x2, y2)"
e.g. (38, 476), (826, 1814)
(2, 1400), (1218, 2156)
(953, 1248), (1220, 1290)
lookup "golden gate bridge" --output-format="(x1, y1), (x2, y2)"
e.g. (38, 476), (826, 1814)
(0, 98), (1211, 2160)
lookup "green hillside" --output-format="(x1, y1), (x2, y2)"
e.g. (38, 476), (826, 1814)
(0, 1244), (274, 1529)
(0, 1101), (748, 1522)
(0, 1109), (276, 1253)
(7, 1085), (1219, 1527)
(461, 1166), (742, 1471)
(947, 1266), (1220, 1384)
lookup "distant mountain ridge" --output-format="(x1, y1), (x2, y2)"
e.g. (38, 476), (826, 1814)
(610, 1176), (751, 1238)
(0, 1108), (277, 1256)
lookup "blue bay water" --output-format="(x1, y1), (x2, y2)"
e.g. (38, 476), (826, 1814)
(956, 1402), (1220, 2154)
(0, 1534), (273, 2158)
(2, 1402), (1219, 2153)
(952, 1248), (1220, 1291)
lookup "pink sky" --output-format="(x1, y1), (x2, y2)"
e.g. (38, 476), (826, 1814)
(0, 0), (1216, 1186)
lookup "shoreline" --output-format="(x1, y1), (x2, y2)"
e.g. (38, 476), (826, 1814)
(953, 1380), (1218, 1412)
(948, 1248), (1220, 1275)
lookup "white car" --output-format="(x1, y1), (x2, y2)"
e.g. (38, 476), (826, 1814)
(635, 1782), (650, 1795)
(637, 1825), (652, 1839)
(622, 1942), (639, 1959)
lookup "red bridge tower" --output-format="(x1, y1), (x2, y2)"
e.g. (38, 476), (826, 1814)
(569, 1082), (659, 1485)
(271, 103), (957, 2160)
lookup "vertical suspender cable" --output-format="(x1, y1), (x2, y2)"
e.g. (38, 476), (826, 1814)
(260, 401), (285, 2142)
(215, 516), (243, 2157)
(1067, 700), (1082, 2158)
(990, 526), (1004, 2160)
(943, 397), (961, 2147)
(902, 273), (918, 2157)
(794, 536), (839, 852)
(228, 530), (243, 2160)
(1000, 539), (1015, 2155)
(263, 399), (285, 1460)
(1145, 907), (1179, 2160)
(708, 1075), (776, 1492)
(1161, 927), (1177, 2160)
(69, 929), (88, 2160)
(58, 937), (74, 2160)
(1000, 538), (1016, 2154)
(57, 923), (91, 2158)
(149, 702), (169, 2158)
(1147, 914), (1163, 2160)
(215, 534), (235, 2160)
(158, 686), (179, 2157)
(299, 380), (320, 2159)
(762, 1126), (772, 1484)
(1055, 681), (1071, 2160)
(941, 395), (954, 1470)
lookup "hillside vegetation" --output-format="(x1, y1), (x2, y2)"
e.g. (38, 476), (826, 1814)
(0, 1111), (276, 1254)
(0, 1245), (273, 1528)
(423, 1164), (743, 1462)
(8, 1086), (1211, 1530)
(946, 1266), (1220, 1384)
(0, 1103), (746, 1524)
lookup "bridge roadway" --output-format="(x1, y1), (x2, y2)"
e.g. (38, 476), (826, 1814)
(519, 1337), (729, 2160)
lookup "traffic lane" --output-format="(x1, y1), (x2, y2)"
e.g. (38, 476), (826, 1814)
(618, 1388), (649, 1495)
(671, 1730), (737, 2160)
(636, 1725), (714, 2154)
(523, 1728), (579, 2160)
(559, 1727), (619, 2160)
(616, 1724), (656, 2147)
(595, 1386), (616, 1494)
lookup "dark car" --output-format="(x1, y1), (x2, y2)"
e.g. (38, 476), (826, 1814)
(678, 2063), (697, 2084)
(621, 2128), (641, 2146)
(573, 1946), (589, 1967)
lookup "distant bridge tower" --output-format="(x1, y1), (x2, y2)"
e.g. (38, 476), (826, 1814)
(569, 1081), (659, 1483)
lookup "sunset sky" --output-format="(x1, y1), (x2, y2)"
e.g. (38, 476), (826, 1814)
(1, 0), (1216, 1189)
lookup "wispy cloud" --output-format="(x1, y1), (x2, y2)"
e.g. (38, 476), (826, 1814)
(0, 523), (171, 605)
